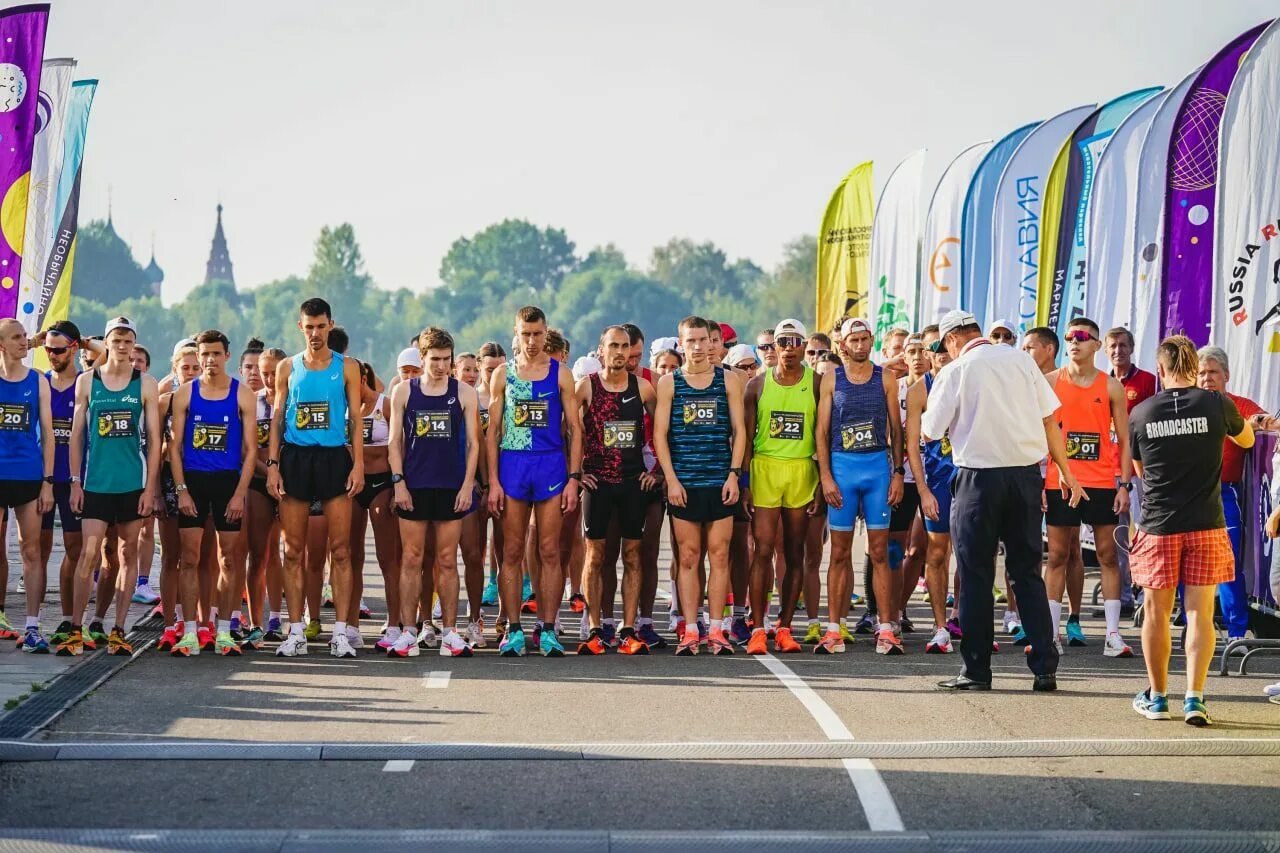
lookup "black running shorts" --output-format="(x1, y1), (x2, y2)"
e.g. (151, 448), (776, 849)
(1045, 487), (1120, 529)
(396, 486), (474, 523)
(179, 469), (243, 532)
(582, 478), (645, 540)
(81, 489), (144, 525)
(668, 485), (737, 525)
(279, 444), (352, 504)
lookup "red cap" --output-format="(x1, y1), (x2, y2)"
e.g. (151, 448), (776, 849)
(719, 322), (737, 345)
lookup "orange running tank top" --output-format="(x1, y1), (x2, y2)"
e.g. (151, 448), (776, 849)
(1046, 370), (1119, 490)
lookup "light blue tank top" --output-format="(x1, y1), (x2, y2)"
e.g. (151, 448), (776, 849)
(283, 353), (348, 448)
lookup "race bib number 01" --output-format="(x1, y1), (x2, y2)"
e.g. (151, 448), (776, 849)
(294, 402), (329, 430)
(414, 410), (452, 439)
(769, 411), (805, 440)
(256, 418), (271, 448)
(1065, 431), (1101, 461)
(513, 399), (549, 428)
(603, 420), (638, 449)
(840, 420), (878, 451)
(0, 403), (30, 431)
(192, 423), (228, 451)
(97, 408), (135, 438)
(53, 416), (72, 446)
(682, 399), (717, 426)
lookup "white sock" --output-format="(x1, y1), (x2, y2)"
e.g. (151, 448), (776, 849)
(828, 622), (841, 634)
(269, 610), (280, 622)
(807, 618), (819, 627)
(184, 620), (199, 637)
(289, 621), (304, 637)
(733, 606), (747, 618)
(1104, 599), (1121, 636)
(231, 610), (242, 623)
(1187, 690), (1203, 701)
(443, 626), (457, 642)
(334, 620), (347, 638)
(25, 615), (38, 629)
(175, 604), (184, 622)
(1048, 600), (1062, 638)
(217, 619), (230, 634)
(210, 606), (218, 623)
(637, 616), (652, 627)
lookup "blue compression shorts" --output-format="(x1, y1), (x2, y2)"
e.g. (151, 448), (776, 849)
(828, 451), (891, 532)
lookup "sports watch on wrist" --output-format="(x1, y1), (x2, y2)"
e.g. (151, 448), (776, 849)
(390, 473), (405, 485)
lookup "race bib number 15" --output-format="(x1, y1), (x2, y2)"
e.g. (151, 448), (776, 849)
(295, 402), (330, 430)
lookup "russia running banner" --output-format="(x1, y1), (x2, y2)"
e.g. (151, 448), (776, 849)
(961, 123), (1037, 326)
(989, 105), (1094, 334)
(1038, 88), (1162, 342)
(1131, 69), (1199, 366)
(816, 161), (874, 333)
(1086, 90), (1165, 360)
(920, 141), (990, 329)
(1211, 18), (1280, 409)
(32, 77), (95, 368)
(868, 149), (924, 347)
(1161, 22), (1270, 345)
(17, 56), (72, 337)
(0, 3), (49, 321)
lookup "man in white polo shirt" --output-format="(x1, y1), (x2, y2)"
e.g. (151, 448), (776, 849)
(922, 310), (1084, 692)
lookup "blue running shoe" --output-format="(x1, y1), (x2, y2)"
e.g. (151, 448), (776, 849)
(730, 616), (752, 646)
(1132, 689), (1170, 720)
(600, 622), (618, 648)
(264, 616), (283, 642)
(521, 576), (533, 602)
(849, 592), (862, 606)
(499, 628), (527, 657)
(1183, 696), (1211, 727)
(1011, 626), (1029, 647)
(1065, 620), (1087, 647)
(20, 627), (49, 654)
(229, 616), (241, 634)
(540, 628), (565, 657)
(637, 623), (667, 649)
(481, 579), (499, 607)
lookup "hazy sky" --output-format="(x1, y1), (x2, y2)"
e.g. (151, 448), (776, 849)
(45, 0), (1278, 304)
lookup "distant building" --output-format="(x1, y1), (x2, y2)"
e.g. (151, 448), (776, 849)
(204, 203), (235, 287)
(144, 247), (164, 297)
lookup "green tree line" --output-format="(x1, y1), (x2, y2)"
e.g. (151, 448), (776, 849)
(71, 218), (815, 380)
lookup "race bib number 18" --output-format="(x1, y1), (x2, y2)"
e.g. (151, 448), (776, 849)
(97, 409), (135, 438)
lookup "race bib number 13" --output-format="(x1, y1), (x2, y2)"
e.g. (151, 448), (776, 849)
(513, 400), (549, 428)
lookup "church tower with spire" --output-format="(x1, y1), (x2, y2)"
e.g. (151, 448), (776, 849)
(204, 203), (235, 287)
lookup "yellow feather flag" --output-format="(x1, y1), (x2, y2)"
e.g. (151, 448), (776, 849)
(816, 162), (874, 333)
(1034, 138), (1071, 327)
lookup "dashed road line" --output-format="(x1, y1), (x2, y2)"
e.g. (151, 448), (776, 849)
(424, 671), (451, 689)
(382, 759), (415, 772)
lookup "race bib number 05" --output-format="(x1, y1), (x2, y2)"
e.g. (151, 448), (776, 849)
(603, 420), (638, 449)
(682, 399), (717, 426)
(0, 403), (30, 431)
(513, 400), (549, 428)
(1065, 431), (1101, 462)
(769, 411), (805, 440)
(414, 410), (452, 439)
(295, 401), (330, 430)
(97, 409), (135, 438)
(840, 420), (878, 451)
(192, 423), (229, 451)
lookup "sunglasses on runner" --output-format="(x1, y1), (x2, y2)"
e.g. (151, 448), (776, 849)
(44, 345), (69, 355)
(1064, 330), (1097, 343)
(756, 342), (775, 351)
(989, 331), (1015, 343)
(776, 336), (805, 349)
(805, 348), (828, 357)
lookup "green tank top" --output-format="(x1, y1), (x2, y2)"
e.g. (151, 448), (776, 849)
(755, 364), (816, 460)
(85, 368), (146, 493)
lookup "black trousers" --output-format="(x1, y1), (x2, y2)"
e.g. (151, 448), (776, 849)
(951, 465), (1058, 682)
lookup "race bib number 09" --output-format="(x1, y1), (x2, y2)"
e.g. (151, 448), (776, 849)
(1065, 431), (1101, 461)
(513, 400), (549, 428)
(414, 410), (452, 439)
(0, 403), (30, 431)
(840, 420), (878, 451)
(682, 399), (717, 426)
(769, 411), (805, 440)
(295, 402), (330, 430)
(192, 423), (228, 451)
(97, 409), (135, 438)
(603, 420), (638, 449)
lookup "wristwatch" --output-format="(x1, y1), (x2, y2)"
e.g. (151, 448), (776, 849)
(69, 475), (81, 484)
(894, 466), (906, 476)
(390, 473), (405, 485)
(728, 467), (743, 477)
(1120, 481), (1134, 492)
(175, 483), (188, 493)
(43, 475), (54, 484)
(568, 471), (583, 482)
(266, 459), (279, 468)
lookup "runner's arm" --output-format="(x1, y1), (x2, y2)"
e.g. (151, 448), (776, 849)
(345, 357), (365, 478)
(460, 381), (480, 489)
(485, 367), (507, 513)
(741, 373), (760, 472)
(815, 370), (835, 482)
(904, 380), (928, 486)
(267, 359), (292, 498)
(67, 373), (90, 510)
(561, 364), (583, 477)
(236, 382), (258, 497)
(652, 375), (678, 485)
(141, 375), (163, 512)
(36, 374), (53, 512)
(884, 368), (905, 475)
(1223, 395), (1254, 449)
(1107, 376), (1133, 484)
(168, 382), (191, 491)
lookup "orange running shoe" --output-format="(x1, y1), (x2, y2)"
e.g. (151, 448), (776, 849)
(745, 628), (769, 655)
(156, 627), (178, 652)
(875, 626), (904, 655)
(813, 629), (846, 654)
(706, 627), (734, 655)
(618, 634), (650, 655)
(577, 631), (607, 656)
(773, 626), (802, 653)
(569, 593), (586, 613)
(674, 631), (700, 656)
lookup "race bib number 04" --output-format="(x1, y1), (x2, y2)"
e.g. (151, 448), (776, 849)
(603, 420), (638, 449)
(1065, 431), (1101, 462)
(414, 410), (452, 439)
(192, 423), (229, 451)
(682, 399), (717, 426)
(295, 402), (330, 430)
(0, 402), (30, 431)
(97, 408), (135, 438)
(840, 420), (878, 451)
(513, 399), (549, 428)
(769, 411), (805, 440)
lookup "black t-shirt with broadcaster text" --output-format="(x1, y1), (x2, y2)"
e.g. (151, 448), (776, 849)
(1129, 387), (1245, 535)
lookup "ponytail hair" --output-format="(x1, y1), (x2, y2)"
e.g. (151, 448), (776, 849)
(1155, 335), (1198, 383)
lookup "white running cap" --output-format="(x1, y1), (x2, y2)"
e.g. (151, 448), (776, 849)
(572, 355), (602, 380)
(725, 343), (757, 367)
(938, 309), (979, 340)
(839, 317), (872, 338)
(396, 347), (421, 369)
(775, 318), (808, 339)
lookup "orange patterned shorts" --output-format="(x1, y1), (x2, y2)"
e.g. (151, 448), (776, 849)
(1130, 527), (1234, 589)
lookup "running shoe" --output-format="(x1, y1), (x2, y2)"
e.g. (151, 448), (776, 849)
(539, 628), (565, 657)
(1065, 620), (1087, 647)
(674, 631), (700, 656)
(673, 619), (687, 642)
(899, 616), (915, 633)
(637, 622), (667, 649)
(108, 627), (133, 656)
(156, 627), (177, 652)
(854, 612), (878, 635)
(304, 619), (321, 641)
(915, 576), (928, 596)
(172, 632), (200, 657)
(358, 599), (373, 619)
(1264, 681), (1280, 698)
(729, 616), (752, 647)
(1010, 626), (1029, 647)
(944, 617), (963, 640)
(432, 594), (442, 621)
(215, 631), (241, 656)
(773, 626), (802, 653)
(802, 621), (822, 644)
(466, 620), (487, 649)
(745, 628), (768, 656)
(992, 641), (1000, 654)
(520, 594), (537, 614)
(390, 630), (419, 657)
(521, 576), (533, 602)
(377, 626), (401, 652)
(131, 580), (160, 605)
(345, 627), (364, 649)
(706, 627), (733, 655)
(50, 620), (74, 646)
(1103, 632), (1133, 658)
(600, 621), (618, 648)
(440, 630), (473, 658)
(1132, 689), (1170, 720)
(1183, 696), (1212, 727)
(275, 634), (307, 657)
(499, 628), (526, 657)
(875, 625), (904, 656)
(569, 593), (586, 613)
(20, 627), (49, 654)
(1270, 694), (1280, 706)
(418, 624), (440, 649)
(264, 617), (283, 642)
(839, 622), (855, 644)
(528, 625), (542, 652)
(86, 621), (109, 649)
(480, 579), (499, 607)
(321, 583), (334, 608)
(198, 625), (215, 652)
(1002, 611), (1020, 634)
(55, 628), (84, 656)
(578, 610), (590, 639)
(813, 630), (845, 655)
(994, 585), (1007, 604)
(240, 627), (265, 650)
(849, 592), (862, 606)
(329, 632), (356, 658)
(14, 575), (23, 594)
(925, 627), (953, 654)
(946, 593), (955, 608)
(577, 629), (607, 656)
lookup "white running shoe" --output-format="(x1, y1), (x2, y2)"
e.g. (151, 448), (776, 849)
(1263, 681), (1280, 697)
(276, 634), (308, 657)
(131, 580), (159, 604)
(466, 621), (487, 648)
(345, 626), (364, 649)
(16, 575), (25, 594)
(432, 594), (442, 621)
(329, 632), (356, 658)
(391, 629), (419, 657)
(925, 627), (953, 654)
(1103, 632), (1133, 658)
(915, 576), (927, 595)
(376, 626), (400, 651)
(1002, 611), (1021, 634)
(440, 630), (472, 657)
(418, 624), (439, 649)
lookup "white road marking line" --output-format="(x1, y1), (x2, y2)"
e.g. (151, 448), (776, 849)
(382, 760), (414, 772)
(755, 653), (904, 832)
(424, 671), (451, 689)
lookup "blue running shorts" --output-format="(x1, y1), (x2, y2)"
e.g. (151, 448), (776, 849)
(499, 449), (568, 504)
(828, 452), (891, 532)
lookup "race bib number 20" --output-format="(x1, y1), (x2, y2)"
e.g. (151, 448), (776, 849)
(0, 403), (30, 431)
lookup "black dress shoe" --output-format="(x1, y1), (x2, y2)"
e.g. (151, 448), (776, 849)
(1032, 673), (1058, 692)
(937, 674), (992, 691)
